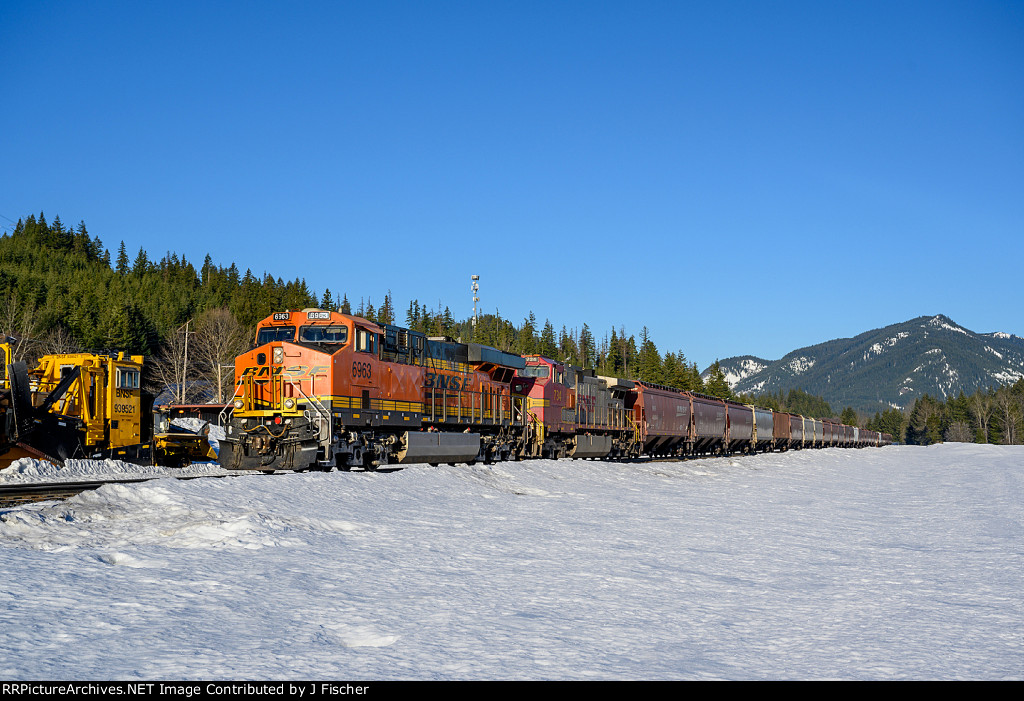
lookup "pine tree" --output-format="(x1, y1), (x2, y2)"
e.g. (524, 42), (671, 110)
(378, 292), (395, 325)
(517, 312), (537, 355)
(201, 254), (214, 285)
(637, 327), (662, 383)
(559, 326), (578, 365)
(116, 242), (129, 275)
(105, 301), (154, 355)
(579, 323), (595, 369)
(442, 307), (455, 336)
(623, 334), (638, 378)
(539, 320), (557, 358)
(688, 363), (705, 393)
(705, 361), (731, 399)
(132, 247), (149, 277)
(231, 269), (264, 327)
(406, 299), (420, 329)
(607, 327), (622, 375)
(662, 351), (688, 389)
(906, 395), (943, 445)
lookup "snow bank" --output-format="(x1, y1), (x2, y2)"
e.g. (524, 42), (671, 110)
(0, 458), (230, 484)
(0, 419), (229, 484)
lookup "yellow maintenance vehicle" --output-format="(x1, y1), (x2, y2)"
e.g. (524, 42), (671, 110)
(0, 343), (216, 469)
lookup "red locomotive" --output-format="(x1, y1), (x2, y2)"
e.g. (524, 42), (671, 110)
(513, 356), (634, 459)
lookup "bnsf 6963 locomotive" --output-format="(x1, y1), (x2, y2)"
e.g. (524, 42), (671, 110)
(219, 308), (892, 472)
(218, 308), (529, 470)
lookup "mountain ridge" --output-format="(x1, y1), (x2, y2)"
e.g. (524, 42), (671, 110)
(704, 315), (1024, 413)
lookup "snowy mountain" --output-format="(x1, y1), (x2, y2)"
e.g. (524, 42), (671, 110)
(706, 315), (1024, 412)
(713, 355), (771, 388)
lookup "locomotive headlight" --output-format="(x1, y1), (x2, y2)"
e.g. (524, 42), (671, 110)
(283, 398), (296, 410)
(234, 399), (244, 409)
(273, 347), (284, 364)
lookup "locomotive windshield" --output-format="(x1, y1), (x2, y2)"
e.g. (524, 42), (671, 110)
(256, 326), (296, 344)
(519, 366), (550, 378)
(299, 325), (348, 344)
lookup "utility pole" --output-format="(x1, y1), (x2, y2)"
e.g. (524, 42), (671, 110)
(180, 319), (192, 404)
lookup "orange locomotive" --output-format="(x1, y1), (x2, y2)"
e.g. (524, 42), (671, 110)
(218, 309), (526, 470)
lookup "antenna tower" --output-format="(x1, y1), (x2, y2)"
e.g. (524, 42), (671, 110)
(471, 275), (480, 327)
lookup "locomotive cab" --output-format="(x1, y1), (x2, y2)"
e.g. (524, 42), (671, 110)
(222, 309), (366, 471)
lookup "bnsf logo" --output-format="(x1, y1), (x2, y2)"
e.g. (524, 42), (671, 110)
(243, 365), (328, 378)
(424, 373), (472, 391)
(352, 361), (372, 379)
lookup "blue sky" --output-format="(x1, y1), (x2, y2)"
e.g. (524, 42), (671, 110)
(2, 1), (1021, 369)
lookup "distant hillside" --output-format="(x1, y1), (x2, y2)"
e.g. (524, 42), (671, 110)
(715, 355), (771, 388)
(704, 315), (1024, 413)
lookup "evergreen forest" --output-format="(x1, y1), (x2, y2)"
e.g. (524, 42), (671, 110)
(0, 213), (710, 402)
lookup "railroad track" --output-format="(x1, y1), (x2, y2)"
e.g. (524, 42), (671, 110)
(0, 479), (157, 507)
(0, 459), (605, 507)
(0, 449), (830, 508)
(0, 472), (255, 508)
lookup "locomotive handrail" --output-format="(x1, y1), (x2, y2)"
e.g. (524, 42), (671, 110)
(426, 385), (514, 427)
(512, 395), (525, 426)
(627, 413), (642, 444)
(288, 380), (331, 443)
(218, 378), (245, 427)
(528, 410), (543, 445)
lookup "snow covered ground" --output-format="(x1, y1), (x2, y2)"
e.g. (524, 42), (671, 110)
(0, 457), (231, 483)
(1, 444), (1021, 680)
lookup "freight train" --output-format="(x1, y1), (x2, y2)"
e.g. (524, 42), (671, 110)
(217, 309), (892, 471)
